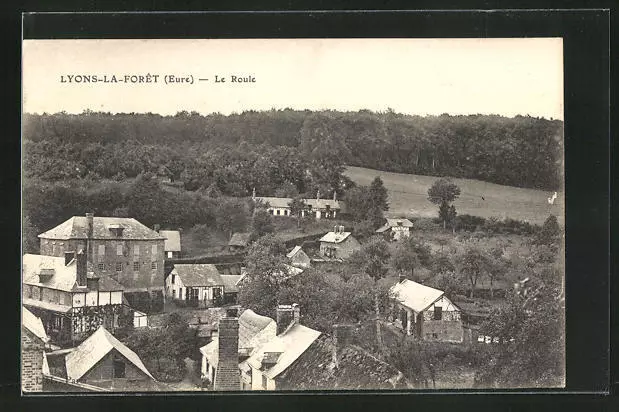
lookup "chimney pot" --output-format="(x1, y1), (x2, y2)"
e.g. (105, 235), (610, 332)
(153, 224), (161, 232)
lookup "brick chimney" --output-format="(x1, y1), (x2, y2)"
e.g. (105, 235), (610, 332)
(214, 314), (240, 391)
(76, 249), (87, 287)
(153, 224), (161, 232)
(276, 303), (300, 335)
(85, 213), (94, 238)
(316, 190), (320, 201)
(332, 324), (353, 368)
(333, 191), (337, 202)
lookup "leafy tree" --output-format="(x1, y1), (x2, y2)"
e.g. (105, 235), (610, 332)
(386, 340), (431, 388)
(391, 242), (420, 281)
(535, 214), (561, 245)
(447, 205), (457, 234)
(368, 176), (389, 212)
(274, 181), (299, 197)
(487, 247), (510, 299)
(22, 215), (39, 254)
(476, 281), (564, 388)
(352, 219), (377, 240)
(214, 198), (249, 239)
(427, 178), (461, 229)
(238, 235), (289, 318)
(288, 196), (308, 228)
(349, 236), (391, 351)
(251, 208), (275, 239)
(458, 247), (492, 298)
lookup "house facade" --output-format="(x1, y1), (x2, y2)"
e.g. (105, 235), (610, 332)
(43, 326), (162, 391)
(159, 230), (181, 259)
(22, 307), (50, 392)
(22, 253), (125, 347)
(376, 218), (414, 241)
(390, 278), (463, 343)
(318, 226), (361, 260)
(253, 190), (342, 220)
(38, 214), (166, 312)
(165, 264), (225, 308)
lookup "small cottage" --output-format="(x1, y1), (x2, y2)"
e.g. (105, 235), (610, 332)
(43, 326), (163, 391)
(287, 246), (311, 269)
(376, 218), (414, 241)
(159, 230), (181, 259)
(318, 226), (361, 260)
(22, 307), (50, 392)
(389, 278), (463, 343)
(253, 189), (342, 220)
(165, 264), (225, 308)
(228, 233), (251, 253)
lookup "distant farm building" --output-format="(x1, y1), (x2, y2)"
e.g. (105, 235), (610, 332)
(376, 218), (413, 241)
(253, 189), (342, 220)
(159, 230), (181, 259)
(318, 226), (361, 260)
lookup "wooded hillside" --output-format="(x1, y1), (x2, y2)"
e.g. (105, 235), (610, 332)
(23, 110), (563, 190)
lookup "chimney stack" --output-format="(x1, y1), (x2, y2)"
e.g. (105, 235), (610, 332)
(153, 224), (161, 232)
(333, 191), (337, 202)
(332, 324), (353, 368)
(76, 249), (87, 287)
(399, 273), (407, 283)
(252, 187), (256, 200)
(316, 190), (320, 201)
(65, 251), (76, 266)
(276, 304), (300, 335)
(214, 314), (241, 391)
(85, 213), (94, 239)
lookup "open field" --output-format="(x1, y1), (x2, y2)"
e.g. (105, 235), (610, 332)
(344, 166), (564, 225)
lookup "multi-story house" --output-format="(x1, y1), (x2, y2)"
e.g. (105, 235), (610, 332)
(22, 252), (125, 347)
(38, 213), (166, 312)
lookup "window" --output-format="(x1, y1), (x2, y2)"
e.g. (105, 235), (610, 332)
(116, 262), (123, 272)
(269, 210), (273, 215)
(152, 244), (158, 254)
(276, 210), (280, 216)
(262, 374), (268, 390)
(98, 245), (105, 255)
(432, 333), (439, 339)
(284, 210), (289, 216)
(134, 245), (140, 256)
(113, 359), (126, 378)
(133, 262), (140, 271)
(433, 306), (443, 320)
(39, 287), (44, 301)
(117, 244), (123, 256)
(151, 262), (157, 270)
(98, 263), (105, 271)
(171, 274), (176, 284)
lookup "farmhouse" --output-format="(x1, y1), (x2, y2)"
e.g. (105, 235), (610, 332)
(43, 326), (164, 391)
(200, 308), (276, 390)
(389, 278), (463, 343)
(318, 226), (361, 259)
(287, 245), (311, 269)
(228, 232), (251, 253)
(22, 252), (125, 347)
(22, 307), (50, 392)
(277, 324), (407, 390)
(38, 213), (166, 312)
(165, 264), (225, 308)
(253, 189), (342, 219)
(159, 230), (181, 259)
(246, 304), (322, 391)
(376, 218), (414, 241)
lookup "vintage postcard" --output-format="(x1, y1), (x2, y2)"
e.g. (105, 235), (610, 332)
(21, 38), (565, 393)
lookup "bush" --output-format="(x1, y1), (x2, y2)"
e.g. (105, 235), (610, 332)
(455, 214), (487, 232)
(413, 218), (441, 232)
(146, 356), (185, 382)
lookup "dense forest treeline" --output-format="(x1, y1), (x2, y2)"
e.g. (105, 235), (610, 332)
(23, 110), (563, 190)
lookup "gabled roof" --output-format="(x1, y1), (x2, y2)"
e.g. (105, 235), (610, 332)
(22, 306), (49, 343)
(38, 216), (165, 241)
(23, 254), (79, 292)
(286, 246), (303, 259)
(172, 264), (223, 287)
(200, 309), (276, 369)
(159, 230), (181, 252)
(277, 334), (406, 390)
(220, 274), (243, 293)
(247, 323), (321, 379)
(65, 326), (154, 381)
(228, 232), (251, 247)
(376, 218), (414, 233)
(390, 279), (444, 313)
(319, 232), (352, 244)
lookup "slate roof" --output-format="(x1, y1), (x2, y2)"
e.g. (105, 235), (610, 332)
(38, 216), (165, 241)
(277, 334), (406, 390)
(65, 326), (155, 381)
(220, 274), (243, 293)
(255, 197), (341, 210)
(200, 309), (276, 369)
(228, 232), (251, 247)
(376, 218), (414, 233)
(247, 323), (321, 379)
(319, 232), (352, 244)
(286, 246), (303, 259)
(160, 230), (181, 252)
(172, 264), (224, 287)
(390, 279), (444, 313)
(22, 306), (49, 343)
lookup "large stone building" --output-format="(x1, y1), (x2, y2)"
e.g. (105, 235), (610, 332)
(38, 213), (166, 312)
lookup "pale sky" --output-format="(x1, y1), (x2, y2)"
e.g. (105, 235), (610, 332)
(22, 38), (564, 119)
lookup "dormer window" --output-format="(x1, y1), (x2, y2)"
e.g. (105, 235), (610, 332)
(108, 224), (125, 237)
(38, 268), (55, 283)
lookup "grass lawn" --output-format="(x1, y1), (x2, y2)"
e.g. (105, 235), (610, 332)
(344, 166), (563, 225)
